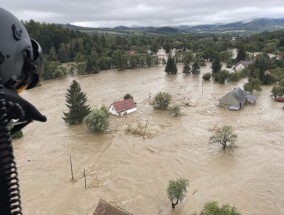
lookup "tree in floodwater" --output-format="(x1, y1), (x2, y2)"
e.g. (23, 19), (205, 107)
(63, 80), (91, 125)
(211, 56), (222, 76)
(123, 93), (134, 100)
(236, 46), (247, 62)
(191, 201), (241, 215)
(209, 125), (237, 149)
(84, 106), (110, 132)
(165, 55), (177, 74)
(152, 92), (172, 110)
(167, 178), (189, 209)
(191, 61), (200, 75)
(243, 78), (262, 94)
(183, 63), (191, 75)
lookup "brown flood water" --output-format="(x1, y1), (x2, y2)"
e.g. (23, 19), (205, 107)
(14, 59), (284, 215)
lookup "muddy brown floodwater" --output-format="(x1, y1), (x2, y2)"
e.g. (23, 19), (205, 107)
(14, 59), (284, 215)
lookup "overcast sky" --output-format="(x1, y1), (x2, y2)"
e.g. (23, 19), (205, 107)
(2, 0), (284, 28)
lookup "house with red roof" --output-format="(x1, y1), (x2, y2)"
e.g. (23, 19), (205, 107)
(108, 98), (137, 116)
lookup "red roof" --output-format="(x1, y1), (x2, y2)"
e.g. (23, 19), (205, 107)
(112, 99), (136, 113)
(275, 97), (284, 102)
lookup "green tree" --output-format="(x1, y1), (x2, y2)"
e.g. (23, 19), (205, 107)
(182, 51), (193, 64)
(146, 54), (153, 67)
(164, 43), (171, 54)
(243, 78), (262, 94)
(278, 37), (284, 48)
(183, 63), (191, 75)
(253, 54), (271, 83)
(84, 106), (110, 132)
(63, 80), (91, 125)
(150, 40), (159, 54)
(236, 46), (247, 62)
(152, 92), (172, 110)
(214, 70), (230, 84)
(123, 93), (133, 100)
(202, 73), (212, 81)
(192, 201), (241, 215)
(191, 61), (200, 75)
(271, 86), (284, 98)
(211, 56), (222, 76)
(113, 50), (127, 71)
(165, 55), (177, 74)
(167, 178), (189, 209)
(209, 125), (237, 149)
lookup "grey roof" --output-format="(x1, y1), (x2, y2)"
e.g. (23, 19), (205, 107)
(234, 60), (254, 69)
(230, 87), (247, 104)
(246, 94), (257, 103)
(240, 60), (254, 67)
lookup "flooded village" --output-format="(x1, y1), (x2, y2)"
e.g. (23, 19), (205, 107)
(14, 56), (284, 215)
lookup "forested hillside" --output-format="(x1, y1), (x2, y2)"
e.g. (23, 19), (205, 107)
(24, 20), (284, 86)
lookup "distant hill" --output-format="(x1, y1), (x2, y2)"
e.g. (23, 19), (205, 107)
(62, 18), (284, 35)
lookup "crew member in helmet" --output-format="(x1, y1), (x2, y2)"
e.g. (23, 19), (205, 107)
(0, 7), (47, 132)
(0, 8), (47, 215)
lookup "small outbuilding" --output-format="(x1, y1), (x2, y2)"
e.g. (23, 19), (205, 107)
(219, 87), (256, 110)
(109, 98), (137, 116)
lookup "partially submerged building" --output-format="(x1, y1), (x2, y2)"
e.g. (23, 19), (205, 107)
(109, 98), (137, 116)
(219, 87), (256, 110)
(94, 199), (132, 215)
(234, 60), (254, 71)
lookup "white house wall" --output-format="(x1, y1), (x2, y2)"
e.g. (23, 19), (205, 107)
(108, 105), (137, 116)
(235, 64), (245, 71)
(126, 107), (137, 114)
(108, 105), (118, 115)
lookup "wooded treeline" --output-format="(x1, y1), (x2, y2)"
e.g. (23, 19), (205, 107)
(24, 20), (284, 84)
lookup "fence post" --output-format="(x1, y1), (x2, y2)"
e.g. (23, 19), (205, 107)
(70, 155), (74, 181)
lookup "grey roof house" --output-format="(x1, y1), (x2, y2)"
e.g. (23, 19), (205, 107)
(94, 199), (132, 215)
(234, 60), (254, 71)
(219, 87), (256, 110)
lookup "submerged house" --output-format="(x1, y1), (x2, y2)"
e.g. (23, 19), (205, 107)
(109, 98), (137, 116)
(219, 87), (256, 110)
(94, 199), (132, 215)
(234, 60), (254, 71)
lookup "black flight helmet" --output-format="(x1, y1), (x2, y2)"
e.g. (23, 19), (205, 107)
(0, 7), (43, 92)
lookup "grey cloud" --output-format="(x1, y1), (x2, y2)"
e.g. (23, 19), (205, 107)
(2, 0), (284, 27)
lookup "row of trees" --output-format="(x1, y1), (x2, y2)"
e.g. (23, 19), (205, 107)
(24, 20), (284, 83)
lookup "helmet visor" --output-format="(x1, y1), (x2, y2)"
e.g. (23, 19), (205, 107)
(15, 39), (42, 92)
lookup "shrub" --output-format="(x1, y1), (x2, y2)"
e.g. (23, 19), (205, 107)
(228, 72), (242, 82)
(152, 92), (172, 110)
(123, 93), (133, 100)
(169, 105), (181, 117)
(12, 130), (23, 139)
(202, 73), (211, 81)
(191, 201), (241, 215)
(84, 106), (110, 132)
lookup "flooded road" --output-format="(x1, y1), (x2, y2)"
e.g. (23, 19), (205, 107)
(14, 61), (284, 215)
